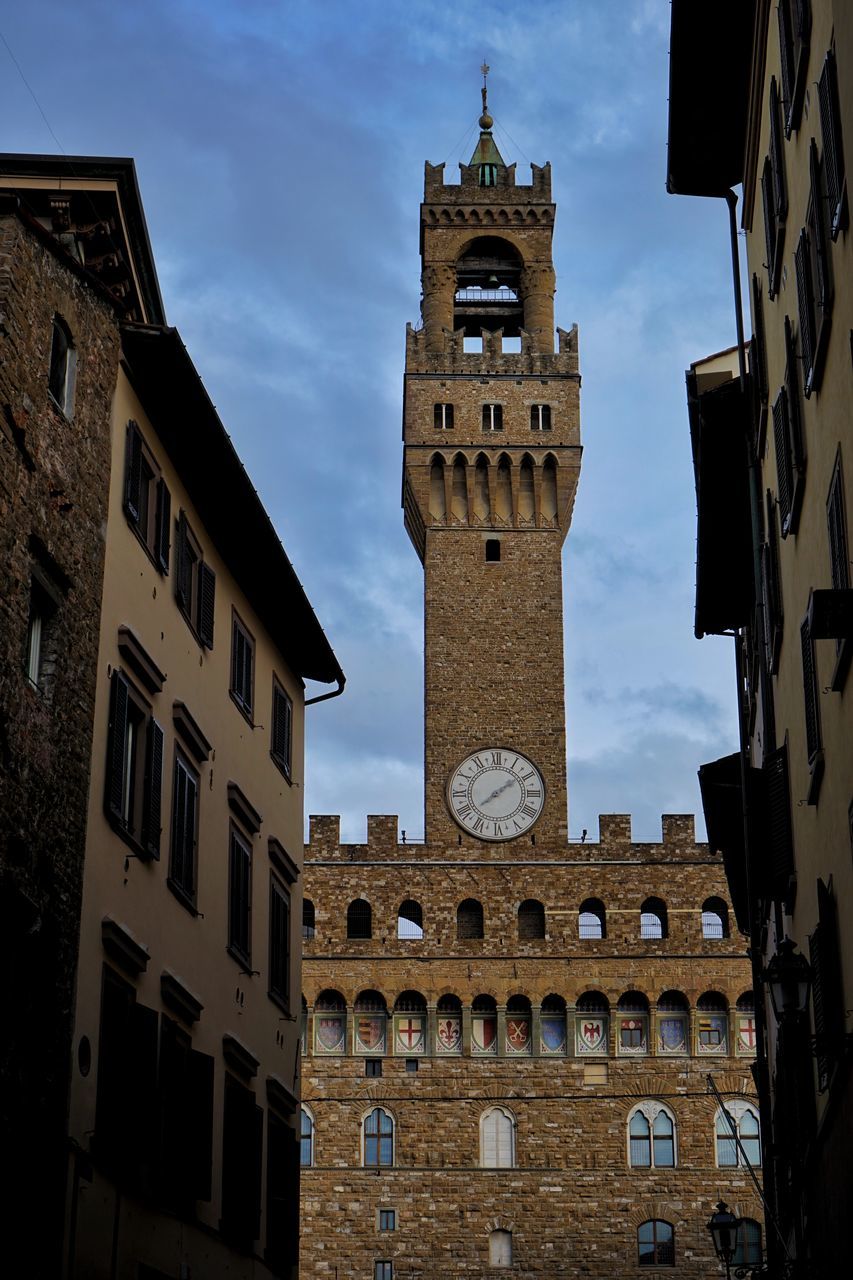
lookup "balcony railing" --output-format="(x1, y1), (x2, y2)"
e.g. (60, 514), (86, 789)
(455, 288), (519, 303)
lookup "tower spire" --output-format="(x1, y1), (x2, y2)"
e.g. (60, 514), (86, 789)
(480, 60), (492, 129)
(470, 60), (504, 179)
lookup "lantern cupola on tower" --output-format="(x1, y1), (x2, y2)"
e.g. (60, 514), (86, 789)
(470, 64), (505, 187)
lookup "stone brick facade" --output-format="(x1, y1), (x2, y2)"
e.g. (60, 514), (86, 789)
(301, 115), (763, 1278)
(0, 207), (120, 1273)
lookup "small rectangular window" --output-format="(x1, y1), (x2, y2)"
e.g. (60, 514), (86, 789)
(365, 1059), (382, 1078)
(379, 1210), (396, 1232)
(485, 539), (501, 563)
(530, 403), (552, 430)
(123, 421), (171, 572)
(25, 576), (58, 690)
(175, 512), (215, 647)
(374, 1263), (393, 1280)
(773, 318), (806, 538)
(269, 875), (291, 1009)
(482, 403), (503, 431)
(228, 826), (253, 966)
(433, 402), (454, 429)
(405, 1058), (418, 1073)
(271, 681), (293, 777)
(169, 749), (199, 905)
(48, 315), (76, 417)
(230, 614), (255, 717)
(104, 669), (163, 859)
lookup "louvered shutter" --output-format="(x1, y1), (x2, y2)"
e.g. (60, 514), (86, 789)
(784, 317), (805, 469)
(188, 1049), (214, 1201)
(777, 2), (794, 120)
(764, 745), (794, 899)
(142, 718), (163, 859)
(818, 49), (845, 236)
(105, 670), (130, 820)
(272, 685), (293, 772)
(827, 464), (849, 591)
(127, 1001), (159, 1187)
(270, 877), (290, 999)
(761, 163), (777, 294)
(772, 389), (792, 529)
(810, 880), (844, 1091)
(800, 618), (821, 762)
(794, 231), (814, 383)
(809, 143), (831, 317)
(763, 491), (783, 671)
(229, 831), (251, 960)
(198, 562), (216, 648)
(155, 480), (171, 573)
(751, 276), (768, 405)
(770, 80), (787, 220)
(124, 420), (143, 524)
(175, 513), (191, 609)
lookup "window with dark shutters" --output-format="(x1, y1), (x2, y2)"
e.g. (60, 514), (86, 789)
(104, 669), (163, 857)
(762, 81), (788, 296)
(266, 1110), (300, 1271)
(221, 1076), (263, 1246)
(764, 744), (795, 904)
(777, 0), (811, 136)
(773, 319), (806, 536)
(819, 47), (847, 238)
(269, 875), (291, 1008)
(124, 421), (171, 573)
(796, 143), (833, 397)
(827, 453), (850, 592)
(156, 1014), (215, 1211)
(169, 751), (199, 905)
(761, 491), (784, 674)
(800, 616), (822, 767)
(230, 614), (254, 717)
(175, 511), (215, 646)
(271, 681), (293, 777)
(809, 879), (844, 1091)
(228, 826), (252, 965)
(95, 968), (159, 1188)
(750, 276), (769, 450)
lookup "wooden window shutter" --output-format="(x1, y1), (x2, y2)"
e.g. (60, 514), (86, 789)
(124, 420), (143, 524)
(800, 618), (821, 762)
(751, 275), (769, 406)
(229, 831), (251, 960)
(126, 1000), (159, 1185)
(809, 143), (831, 317)
(763, 490), (783, 672)
(142, 718), (164, 859)
(784, 317), (805, 470)
(95, 969), (134, 1166)
(761, 162), (777, 295)
(198, 562), (216, 649)
(827, 461), (849, 591)
(770, 80), (787, 221)
(187, 1048), (215, 1201)
(794, 231), (814, 384)
(155, 480), (171, 574)
(270, 877), (290, 999)
(764, 744), (794, 900)
(818, 49), (846, 237)
(777, 1), (794, 122)
(772, 388), (793, 529)
(176, 513), (191, 609)
(809, 879), (844, 1090)
(272, 685), (293, 771)
(105, 670), (130, 820)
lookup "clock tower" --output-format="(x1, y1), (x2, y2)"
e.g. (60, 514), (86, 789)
(402, 80), (581, 846)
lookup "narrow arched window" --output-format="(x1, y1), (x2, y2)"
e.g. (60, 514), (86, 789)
(363, 1107), (394, 1167)
(397, 899), (423, 939)
(479, 163), (498, 187)
(579, 898), (605, 939)
(302, 898), (316, 940)
(480, 1106), (515, 1168)
(48, 314), (76, 417)
(629, 1111), (651, 1167)
(716, 1102), (761, 1168)
(628, 1104), (676, 1168)
(734, 1219), (763, 1266)
(640, 897), (667, 939)
(518, 898), (545, 939)
(638, 1220), (674, 1266)
(701, 896), (729, 938)
(347, 898), (372, 939)
(653, 1110), (675, 1167)
(489, 1230), (512, 1266)
(457, 898), (484, 939)
(300, 1106), (314, 1167)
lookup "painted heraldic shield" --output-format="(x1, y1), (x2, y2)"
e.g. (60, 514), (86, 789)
(356, 1015), (385, 1052)
(437, 1017), (461, 1051)
(540, 1017), (566, 1053)
(317, 1016), (345, 1052)
(659, 1016), (687, 1052)
(506, 1018), (531, 1052)
(472, 1014), (496, 1052)
(577, 1017), (606, 1053)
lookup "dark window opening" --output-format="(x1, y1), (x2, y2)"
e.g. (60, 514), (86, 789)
(777, 0), (811, 137)
(221, 1075), (263, 1247)
(379, 1209), (396, 1231)
(761, 80), (788, 297)
(169, 749), (199, 906)
(365, 1058), (382, 1078)
(819, 47), (847, 239)
(271, 681), (293, 778)
(26, 575), (58, 691)
(774, 318), (806, 538)
(457, 898), (484, 939)
(479, 163), (497, 187)
(267, 1109), (299, 1269)
(485, 539), (501, 562)
(48, 314), (76, 416)
(230, 614), (255, 717)
(123, 421), (170, 572)
(347, 898), (372, 939)
(638, 1220), (674, 1267)
(228, 825), (252, 966)
(405, 1058), (418, 1073)
(364, 1107), (394, 1167)
(482, 403), (503, 431)
(104, 669), (163, 859)
(302, 898), (316, 940)
(530, 403), (552, 430)
(434, 402), (454, 429)
(518, 898), (545, 939)
(269, 875), (291, 1008)
(175, 512), (215, 648)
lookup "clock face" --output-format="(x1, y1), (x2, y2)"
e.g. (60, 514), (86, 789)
(446, 748), (545, 841)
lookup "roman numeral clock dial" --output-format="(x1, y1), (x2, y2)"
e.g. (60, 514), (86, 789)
(446, 749), (545, 841)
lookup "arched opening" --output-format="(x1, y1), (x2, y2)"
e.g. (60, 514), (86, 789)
(505, 994), (532, 1054)
(701, 896), (729, 938)
(489, 1229), (512, 1267)
(347, 898), (372, 939)
(541, 454), (558, 522)
(518, 454), (535, 522)
(457, 898), (484, 939)
(454, 236), (523, 337)
(397, 900), (423, 939)
(473, 454), (490, 521)
(638, 1220), (674, 1267)
(518, 898), (545, 939)
(656, 990), (689, 1055)
(575, 991), (609, 1055)
(300, 1105), (314, 1167)
(393, 990), (427, 1055)
(617, 991), (650, 1055)
(363, 1107), (394, 1167)
(451, 454), (468, 522)
(640, 897), (668, 939)
(314, 990), (346, 1054)
(354, 989), (387, 1055)
(736, 991), (757, 1054)
(495, 453), (512, 521)
(697, 991), (729, 1053)
(480, 1105), (515, 1167)
(579, 898), (606, 939)
(472, 994), (497, 1055)
(429, 454), (446, 521)
(540, 994), (567, 1054)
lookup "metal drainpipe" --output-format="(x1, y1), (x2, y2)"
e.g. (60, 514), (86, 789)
(724, 187), (791, 1270)
(305, 674), (346, 707)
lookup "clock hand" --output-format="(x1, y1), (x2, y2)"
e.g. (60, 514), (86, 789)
(481, 778), (517, 804)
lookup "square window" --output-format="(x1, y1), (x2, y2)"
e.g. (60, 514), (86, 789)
(405, 1058), (418, 1073)
(230, 614), (255, 718)
(365, 1059), (382, 1078)
(379, 1209), (396, 1232)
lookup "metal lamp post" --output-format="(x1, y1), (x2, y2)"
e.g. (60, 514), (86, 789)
(708, 1201), (740, 1278)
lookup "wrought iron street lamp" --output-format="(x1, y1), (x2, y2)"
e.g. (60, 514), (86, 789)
(708, 1201), (739, 1277)
(764, 938), (811, 1021)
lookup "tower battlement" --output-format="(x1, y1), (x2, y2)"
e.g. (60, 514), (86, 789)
(424, 159), (553, 201)
(404, 321), (578, 375)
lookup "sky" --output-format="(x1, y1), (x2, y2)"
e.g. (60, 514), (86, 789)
(1, 0), (744, 844)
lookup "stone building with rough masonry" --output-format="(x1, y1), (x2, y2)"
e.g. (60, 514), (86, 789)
(0, 155), (343, 1279)
(301, 92), (763, 1278)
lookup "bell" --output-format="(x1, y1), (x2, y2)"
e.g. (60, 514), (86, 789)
(487, 274), (499, 286)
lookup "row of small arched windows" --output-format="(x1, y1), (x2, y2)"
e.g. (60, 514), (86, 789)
(300, 1100), (761, 1173)
(302, 896), (731, 942)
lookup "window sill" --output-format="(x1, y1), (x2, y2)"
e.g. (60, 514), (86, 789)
(166, 876), (198, 916)
(227, 942), (254, 974)
(830, 637), (852, 693)
(127, 517), (167, 577)
(229, 689), (254, 726)
(105, 810), (154, 862)
(805, 749), (825, 806)
(270, 751), (294, 785)
(177, 602), (205, 650)
(47, 391), (73, 424)
(267, 987), (291, 1017)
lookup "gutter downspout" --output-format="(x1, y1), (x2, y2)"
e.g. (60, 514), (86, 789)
(305, 674), (346, 708)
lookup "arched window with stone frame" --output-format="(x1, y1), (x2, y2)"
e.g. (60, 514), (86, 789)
(656, 990), (689, 1056)
(435, 993), (462, 1054)
(637, 1220), (674, 1266)
(397, 899), (423, 939)
(715, 1101), (761, 1168)
(735, 991), (758, 1056)
(627, 1101), (677, 1168)
(697, 991), (729, 1055)
(480, 1105), (515, 1168)
(701, 895), (729, 939)
(616, 991), (650, 1055)
(347, 897), (372, 939)
(517, 898), (545, 940)
(471, 994), (498, 1055)
(540, 993), (567, 1055)
(457, 897), (484, 940)
(300, 1104), (314, 1167)
(489, 1229), (513, 1266)
(393, 990), (427, 1055)
(640, 897), (668, 939)
(362, 1106), (394, 1167)
(733, 1219), (763, 1266)
(505, 994), (532, 1055)
(313, 989), (346, 1055)
(578, 898), (606, 939)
